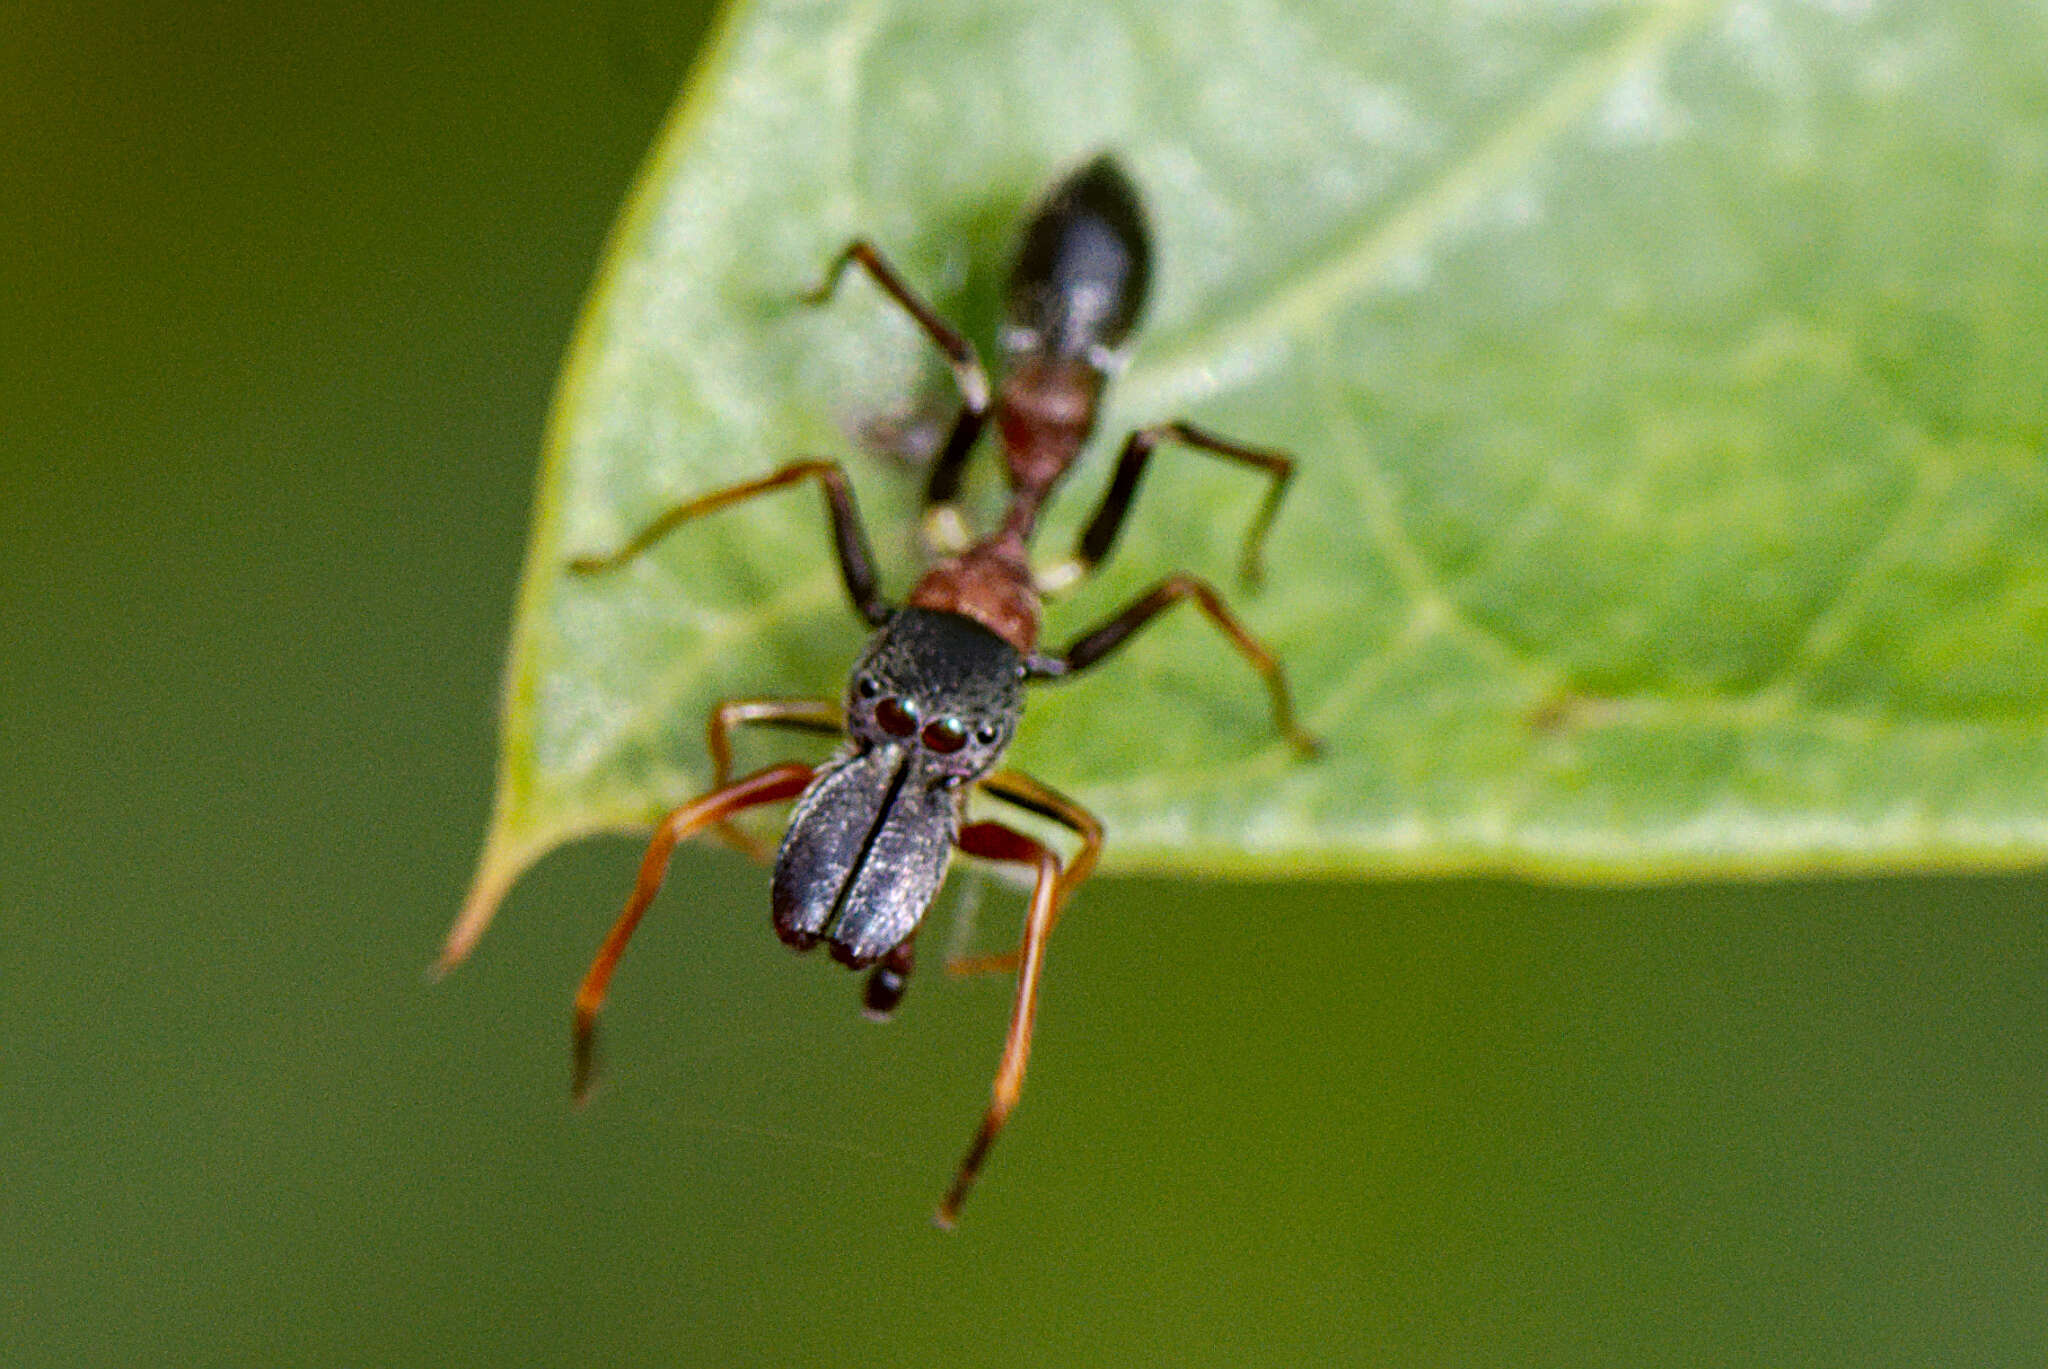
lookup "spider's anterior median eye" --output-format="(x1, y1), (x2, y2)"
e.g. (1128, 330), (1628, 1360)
(921, 717), (968, 754)
(875, 696), (917, 737)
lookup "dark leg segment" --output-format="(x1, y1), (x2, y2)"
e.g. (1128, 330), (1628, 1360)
(861, 938), (916, 1021)
(948, 769), (1103, 977)
(801, 240), (990, 514)
(936, 820), (1072, 1228)
(1072, 421), (1295, 585)
(920, 405), (988, 516)
(1029, 575), (1321, 757)
(569, 460), (892, 627)
(571, 763), (816, 1102)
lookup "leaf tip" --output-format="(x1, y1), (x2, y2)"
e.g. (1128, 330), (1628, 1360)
(436, 833), (538, 978)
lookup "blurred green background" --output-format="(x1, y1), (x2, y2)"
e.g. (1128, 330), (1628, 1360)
(5, 3), (2046, 1365)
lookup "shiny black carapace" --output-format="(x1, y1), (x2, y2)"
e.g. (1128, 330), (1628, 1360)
(476, 155), (1318, 1226)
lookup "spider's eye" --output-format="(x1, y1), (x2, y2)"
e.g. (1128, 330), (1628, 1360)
(874, 696), (917, 737)
(921, 717), (968, 754)
(854, 675), (880, 699)
(975, 723), (1000, 746)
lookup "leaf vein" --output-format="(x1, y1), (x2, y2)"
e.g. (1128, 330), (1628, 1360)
(1120, 0), (1726, 415)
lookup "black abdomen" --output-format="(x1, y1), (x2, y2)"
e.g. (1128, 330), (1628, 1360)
(1003, 154), (1152, 364)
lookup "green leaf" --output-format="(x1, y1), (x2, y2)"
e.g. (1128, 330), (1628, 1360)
(452, 0), (2048, 960)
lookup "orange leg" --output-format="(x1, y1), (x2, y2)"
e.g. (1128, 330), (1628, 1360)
(947, 769), (1102, 978)
(935, 819), (1078, 1228)
(703, 698), (843, 859)
(571, 763), (814, 1101)
(706, 699), (844, 788)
